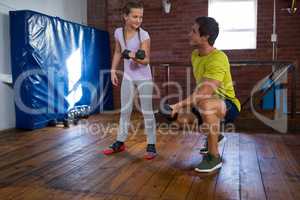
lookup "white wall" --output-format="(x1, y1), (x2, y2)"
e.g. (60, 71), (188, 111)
(0, 0), (87, 131)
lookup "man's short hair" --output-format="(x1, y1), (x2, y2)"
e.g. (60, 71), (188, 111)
(195, 16), (219, 46)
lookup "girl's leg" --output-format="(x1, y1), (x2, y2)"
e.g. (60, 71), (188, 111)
(136, 80), (156, 145)
(116, 79), (135, 142)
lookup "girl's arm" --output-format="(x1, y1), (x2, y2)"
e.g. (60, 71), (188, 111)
(111, 40), (122, 86)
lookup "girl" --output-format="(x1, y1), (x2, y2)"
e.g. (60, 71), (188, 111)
(102, 1), (157, 160)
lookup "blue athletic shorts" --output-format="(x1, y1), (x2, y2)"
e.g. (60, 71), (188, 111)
(191, 99), (240, 124)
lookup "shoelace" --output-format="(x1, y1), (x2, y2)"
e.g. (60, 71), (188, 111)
(203, 153), (213, 162)
(203, 153), (221, 163)
(146, 144), (156, 153)
(110, 141), (123, 151)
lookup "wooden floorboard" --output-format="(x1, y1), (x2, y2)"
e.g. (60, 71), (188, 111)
(135, 133), (196, 199)
(0, 114), (300, 200)
(239, 134), (266, 200)
(181, 132), (227, 200)
(92, 134), (181, 195)
(0, 127), (111, 186)
(214, 133), (240, 200)
(270, 135), (300, 200)
(255, 134), (294, 200)
(156, 133), (201, 200)
(112, 132), (187, 197)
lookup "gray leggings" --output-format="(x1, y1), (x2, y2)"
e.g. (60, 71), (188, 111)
(117, 79), (156, 144)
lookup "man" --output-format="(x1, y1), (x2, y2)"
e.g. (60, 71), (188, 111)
(170, 16), (240, 173)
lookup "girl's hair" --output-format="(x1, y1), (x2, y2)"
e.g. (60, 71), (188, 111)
(122, 0), (144, 15)
(121, 1), (144, 47)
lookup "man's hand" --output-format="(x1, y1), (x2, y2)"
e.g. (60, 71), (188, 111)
(170, 103), (181, 118)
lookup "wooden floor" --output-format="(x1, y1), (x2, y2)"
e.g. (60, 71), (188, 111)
(0, 114), (300, 200)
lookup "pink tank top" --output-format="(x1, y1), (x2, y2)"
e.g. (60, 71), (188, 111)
(114, 27), (152, 80)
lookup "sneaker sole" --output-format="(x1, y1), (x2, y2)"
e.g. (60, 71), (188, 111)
(194, 162), (222, 173)
(102, 146), (126, 155)
(200, 150), (208, 154)
(144, 154), (157, 160)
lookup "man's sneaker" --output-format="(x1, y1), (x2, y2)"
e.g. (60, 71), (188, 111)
(199, 134), (226, 154)
(194, 153), (222, 173)
(144, 144), (157, 160)
(102, 141), (125, 155)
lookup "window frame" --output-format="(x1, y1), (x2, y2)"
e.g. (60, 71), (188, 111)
(208, 0), (258, 50)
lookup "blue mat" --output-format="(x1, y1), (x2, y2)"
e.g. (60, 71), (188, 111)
(10, 10), (113, 129)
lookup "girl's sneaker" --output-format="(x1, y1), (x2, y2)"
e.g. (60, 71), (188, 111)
(102, 141), (125, 155)
(144, 144), (157, 160)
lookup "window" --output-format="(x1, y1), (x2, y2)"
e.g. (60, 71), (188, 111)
(208, 0), (257, 50)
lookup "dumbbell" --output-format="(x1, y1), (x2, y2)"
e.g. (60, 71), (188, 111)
(135, 49), (145, 60)
(158, 103), (178, 122)
(122, 49), (145, 60)
(122, 49), (131, 59)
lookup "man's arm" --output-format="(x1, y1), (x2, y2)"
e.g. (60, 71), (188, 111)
(170, 78), (221, 116)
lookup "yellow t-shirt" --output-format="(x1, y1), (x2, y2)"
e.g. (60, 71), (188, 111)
(191, 49), (241, 111)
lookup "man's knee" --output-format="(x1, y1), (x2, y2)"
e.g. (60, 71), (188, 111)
(198, 100), (212, 111)
(197, 100), (219, 116)
(195, 99), (226, 120)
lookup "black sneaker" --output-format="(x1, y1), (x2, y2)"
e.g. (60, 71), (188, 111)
(195, 153), (222, 173)
(199, 134), (226, 154)
(144, 144), (157, 160)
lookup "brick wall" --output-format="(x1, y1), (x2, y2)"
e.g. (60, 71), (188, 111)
(87, 0), (300, 113)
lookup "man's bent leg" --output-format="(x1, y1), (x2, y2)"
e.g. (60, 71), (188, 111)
(194, 98), (226, 173)
(198, 98), (226, 156)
